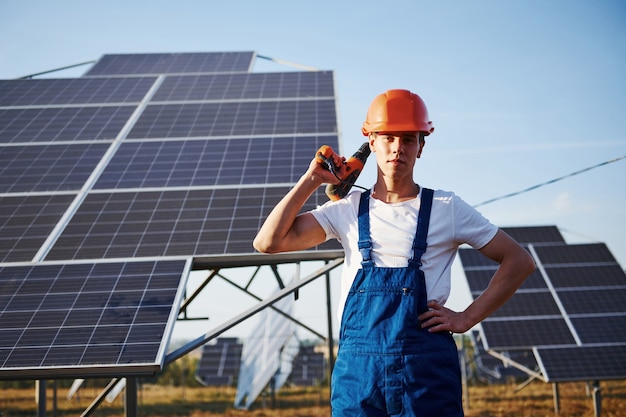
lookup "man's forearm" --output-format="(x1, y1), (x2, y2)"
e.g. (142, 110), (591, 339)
(253, 171), (323, 253)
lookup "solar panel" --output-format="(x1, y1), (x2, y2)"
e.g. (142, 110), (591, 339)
(0, 77), (156, 106)
(458, 226), (626, 382)
(534, 242), (616, 264)
(501, 225), (564, 244)
(153, 71), (335, 101)
(288, 345), (326, 386)
(480, 319), (576, 349)
(0, 259), (189, 379)
(235, 294), (297, 409)
(0, 106), (137, 143)
(45, 187), (338, 260)
(195, 338), (242, 386)
(468, 331), (535, 382)
(93, 136), (334, 189)
(534, 346), (626, 382)
(0, 51), (342, 384)
(127, 100), (337, 138)
(0, 194), (75, 263)
(463, 268), (547, 296)
(85, 52), (254, 76)
(545, 265), (625, 287)
(0, 143), (109, 192)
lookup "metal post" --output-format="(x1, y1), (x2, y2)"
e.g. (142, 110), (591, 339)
(592, 381), (601, 417)
(37, 380), (47, 417)
(325, 266), (335, 378)
(53, 380), (57, 417)
(125, 377), (137, 417)
(553, 383), (560, 414)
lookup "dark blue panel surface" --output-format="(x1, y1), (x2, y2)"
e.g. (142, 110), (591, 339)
(0, 259), (187, 379)
(86, 52), (254, 76)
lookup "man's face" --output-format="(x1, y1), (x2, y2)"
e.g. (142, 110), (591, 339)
(369, 132), (424, 180)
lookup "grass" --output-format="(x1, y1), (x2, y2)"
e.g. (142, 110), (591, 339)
(1, 380), (625, 416)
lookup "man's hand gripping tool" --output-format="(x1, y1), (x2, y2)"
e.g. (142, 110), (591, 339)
(315, 142), (371, 201)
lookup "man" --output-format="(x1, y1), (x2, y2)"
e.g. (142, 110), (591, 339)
(254, 89), (535, 416)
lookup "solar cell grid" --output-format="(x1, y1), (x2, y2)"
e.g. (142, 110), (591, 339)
(195, 338), (243, 386)
(501, 225), (564, 244)
(0, 194), (75, 263)
(535, 243), (616, 264)
(558, 288), (626, 314)
(94, 136), (337, 189)
(464, 268), (547, 294)
(481, 319), (576, 349)
(544, 265), (626, 288)
(0, 143), (109, 192)
(535, 346), (626, 382)
(127, 100), (337, 139)
(153, 72), (335, 102)
(488, 292), (560, 318)
(459, 228), (626, 385)
(457, 248), (499, 268)
(0, 259), (188, 379)
(86, 52), (254, 76)
(44, 187), (333, 260)
(0, 106), (136, 144)
(572, 316), (626, 344)
(0, 77), (156, 106)
(0, 52), (345, 382)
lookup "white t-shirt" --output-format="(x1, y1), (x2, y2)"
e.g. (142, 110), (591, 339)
(310, 187), (498, 322)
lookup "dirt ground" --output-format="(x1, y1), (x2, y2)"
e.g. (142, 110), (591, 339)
(1, 380), (625, 416)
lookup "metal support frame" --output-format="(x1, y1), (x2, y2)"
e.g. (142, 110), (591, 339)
(487, 349), (546, 382)
(125, 378), (137, 417)
(324, 262), (336, 384)
(166, 257), (344, 364)
(553, 383), (560, 414)
(592, 381), (601, 417)
(37, 380), (46, 417)
(216, 270), (326, 339)
(80, 378), (122, 417)
(488, 349), (607, 417)
(66, 254), (344, 417)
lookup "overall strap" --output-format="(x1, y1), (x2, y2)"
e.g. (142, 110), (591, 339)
(409, 187), (434, 267)
(357, 190), (373, 266)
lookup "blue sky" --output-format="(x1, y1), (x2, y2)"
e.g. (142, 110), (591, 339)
(1, 1), (625, 341)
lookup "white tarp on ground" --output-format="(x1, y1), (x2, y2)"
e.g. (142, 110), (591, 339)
(234, 292), (299, 409)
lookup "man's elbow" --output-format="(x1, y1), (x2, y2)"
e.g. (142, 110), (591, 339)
(253, 234), (286, 254)
(520, 249), (536, 277)
(253, 235), (274, 253)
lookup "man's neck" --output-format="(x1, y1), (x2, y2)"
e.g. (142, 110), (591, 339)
(371, 180), (420, 203)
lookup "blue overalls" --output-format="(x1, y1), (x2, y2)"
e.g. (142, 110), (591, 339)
(331, 188), (463, 417)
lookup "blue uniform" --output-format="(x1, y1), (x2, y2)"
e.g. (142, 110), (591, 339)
(331, 188), (463, 416)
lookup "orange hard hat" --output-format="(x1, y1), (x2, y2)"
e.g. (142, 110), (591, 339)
(361, 89), (434, 136)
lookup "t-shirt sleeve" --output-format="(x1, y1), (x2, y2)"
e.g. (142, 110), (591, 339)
(310, 200), (340, 241)
(452, 194), (498, 249)
(309, 191), (361, 243)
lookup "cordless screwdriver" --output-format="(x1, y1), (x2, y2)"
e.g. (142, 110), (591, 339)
(315, 142), (371, 201)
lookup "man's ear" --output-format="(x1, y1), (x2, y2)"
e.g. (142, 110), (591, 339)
(369, 134), (376, 152)
(417, 139), (425, 158)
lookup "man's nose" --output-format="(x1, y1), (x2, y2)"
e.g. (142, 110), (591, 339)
(392, 137), (403, 153)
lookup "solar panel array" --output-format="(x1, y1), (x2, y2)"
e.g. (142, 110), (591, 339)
(459, 225), (626, 382)
(195, 338), (325, 388)
(195, 337), (243, 386)
(0, 51), (342, 379)
(468, 331), (533, 383)
(0, 259), (189, 379)
(288, 345), (326, 386)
